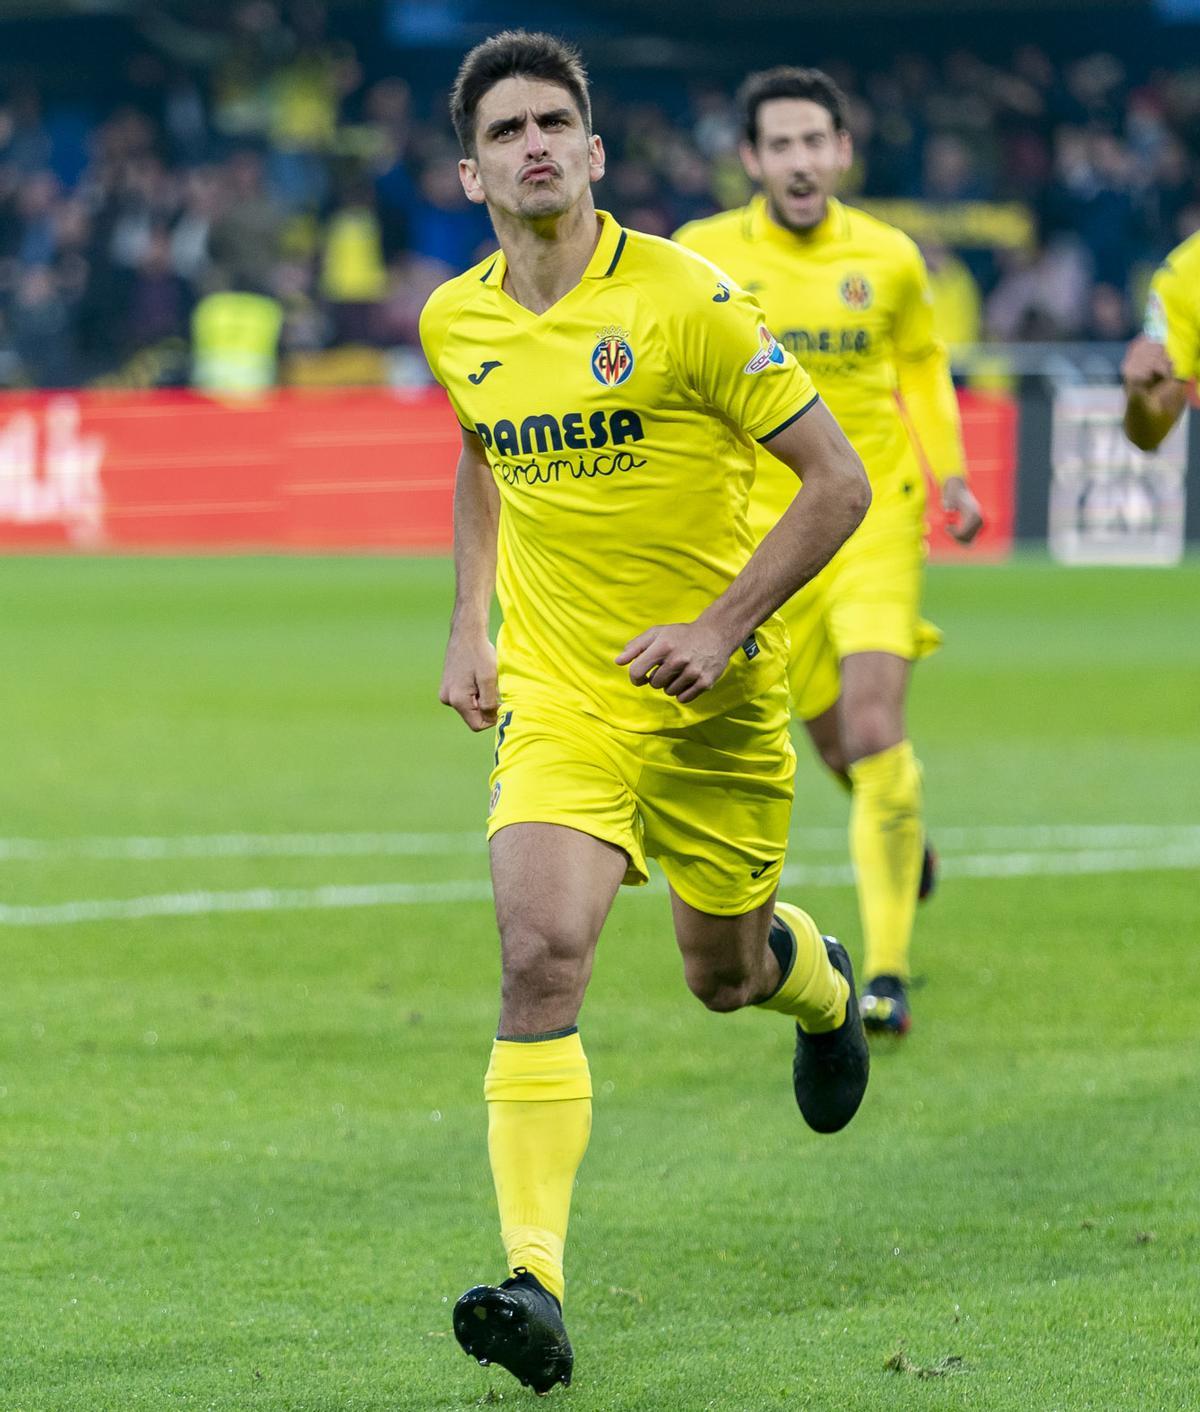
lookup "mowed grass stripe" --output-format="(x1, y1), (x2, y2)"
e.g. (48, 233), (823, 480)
(4, 840), (1200, 925)
(1, 822), (1198, 863)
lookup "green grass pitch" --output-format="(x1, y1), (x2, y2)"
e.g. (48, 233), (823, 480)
(0, 554), (1197, 1411)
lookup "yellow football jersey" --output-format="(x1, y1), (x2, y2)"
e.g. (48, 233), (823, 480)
(1145, 230), (1200, 384)
(675, 195), (963, 541)
(420, 210), (818, 732)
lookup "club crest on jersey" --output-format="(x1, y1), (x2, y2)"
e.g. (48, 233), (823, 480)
(744, 325), (786, 374)
(840, 274), (873, 310)
(591, 327), (634, 386)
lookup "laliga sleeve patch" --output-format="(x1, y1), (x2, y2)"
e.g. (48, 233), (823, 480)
(744, 325), (786, 374)
(1144, 289), (1168, 343)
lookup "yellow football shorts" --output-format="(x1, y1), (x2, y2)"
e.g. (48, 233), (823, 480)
(486, 687), (796, 915)
(782, 505), (942, 720)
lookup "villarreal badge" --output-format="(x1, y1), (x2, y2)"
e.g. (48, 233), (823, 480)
(591, 327), (635, 386)
(489, 780), (502, 814)
(839, 273), (873, 311)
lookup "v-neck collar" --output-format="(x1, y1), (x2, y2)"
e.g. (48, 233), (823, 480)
(479, 210), (628, 320)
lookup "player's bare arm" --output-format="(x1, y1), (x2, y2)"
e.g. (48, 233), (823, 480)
(440, 428), (500, 731)
(1122, 334), (1189, 451)
(618, 401), (869, 704)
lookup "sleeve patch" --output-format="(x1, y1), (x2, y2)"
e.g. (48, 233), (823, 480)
(744, 326), (787, 374)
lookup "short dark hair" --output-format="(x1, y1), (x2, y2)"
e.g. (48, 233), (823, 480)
(737, 67), (848, 145)
(450, 30), (592, 158)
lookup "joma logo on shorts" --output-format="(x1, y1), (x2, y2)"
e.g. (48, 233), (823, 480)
(473, 410), (645, 457)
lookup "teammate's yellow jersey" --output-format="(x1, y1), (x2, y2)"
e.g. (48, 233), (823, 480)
(420, 210), (818, 733)
(675, 195), (963, 540)
(1145, 229), (1200, 384)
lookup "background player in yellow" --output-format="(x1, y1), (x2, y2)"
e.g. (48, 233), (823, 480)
(676, 68), (984, 1038)
(420, 32), (873, 1397)
(1122, 229), (1200, 450)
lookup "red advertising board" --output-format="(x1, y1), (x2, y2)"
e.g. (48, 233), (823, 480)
(0, 386), (1017, 556)
(0, 389), (460, 552)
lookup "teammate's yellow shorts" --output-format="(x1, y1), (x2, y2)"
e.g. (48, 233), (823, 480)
(782, 506), (942, 720)
(486, 688), (796, 915)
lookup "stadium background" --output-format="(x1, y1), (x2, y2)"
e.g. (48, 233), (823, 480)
(0, 0), (1195, 558)
(2, 5), (1198, 1411)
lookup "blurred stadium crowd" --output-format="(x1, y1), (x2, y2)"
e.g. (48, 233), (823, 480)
(0, 1), (1198, 390)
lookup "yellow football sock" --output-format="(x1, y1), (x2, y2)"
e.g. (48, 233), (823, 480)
(848, 740), (923, 982)
(484, 1030), (592, 1307)
(756, 900), (848, 1033)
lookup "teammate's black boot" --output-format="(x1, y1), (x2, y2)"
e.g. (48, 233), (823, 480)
(453, 1267), (573, 1395)
(792, 936), (870, 1133)
(860, 973), (912, 1036)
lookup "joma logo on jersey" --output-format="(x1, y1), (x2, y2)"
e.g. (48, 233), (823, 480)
(474, 409), (645, 456)
(591, 333), (635, 386)
(840, 274), (873, 310)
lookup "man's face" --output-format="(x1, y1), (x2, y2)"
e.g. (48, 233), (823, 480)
(741, 98), (852, 232)
(460, 76), (604, 221)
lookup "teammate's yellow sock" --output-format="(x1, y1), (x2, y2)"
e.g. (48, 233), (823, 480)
(484, 1030), (592, 1307)
(756, 900), (848, 1033)
(848, 739), (923, 982)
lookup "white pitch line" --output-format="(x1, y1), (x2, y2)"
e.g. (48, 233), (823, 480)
(1, 823), (1198, 864)
(931, 824), (1200, 850)
(0, 831), (482, 862)
(0, 880), (494, 927)
(2, 843), (1198, 927)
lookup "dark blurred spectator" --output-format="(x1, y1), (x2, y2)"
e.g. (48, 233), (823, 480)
(11, 265), (76, 387)
(1086, 281), (1136, 342)
(208, 149), (285, 290)
(15, 171), (60, 267)
(367, 78), (417, 256)
(986, 237), (1092, 341)
(170, 166), (223, 283)
(119, 225), (193, 356)
(922, 133), (990, 202)
(1, 86), (53, 174)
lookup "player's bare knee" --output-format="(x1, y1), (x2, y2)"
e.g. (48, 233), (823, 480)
(685, 966), (758, 1014)
(500, 926), (589, 1008)
(844, 707), (903, 763)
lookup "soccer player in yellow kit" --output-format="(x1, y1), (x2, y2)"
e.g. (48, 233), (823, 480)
(420, 32), (873, 1396)
(676, 69), (984, 1037)
(1123, 229), (1200, 450)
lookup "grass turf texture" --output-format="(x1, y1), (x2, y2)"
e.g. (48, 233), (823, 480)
(1, 554), (1198, 1411)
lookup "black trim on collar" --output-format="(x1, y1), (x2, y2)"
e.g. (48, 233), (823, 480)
(480, 258), (498, 283)
(603, 229), (628, 277)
